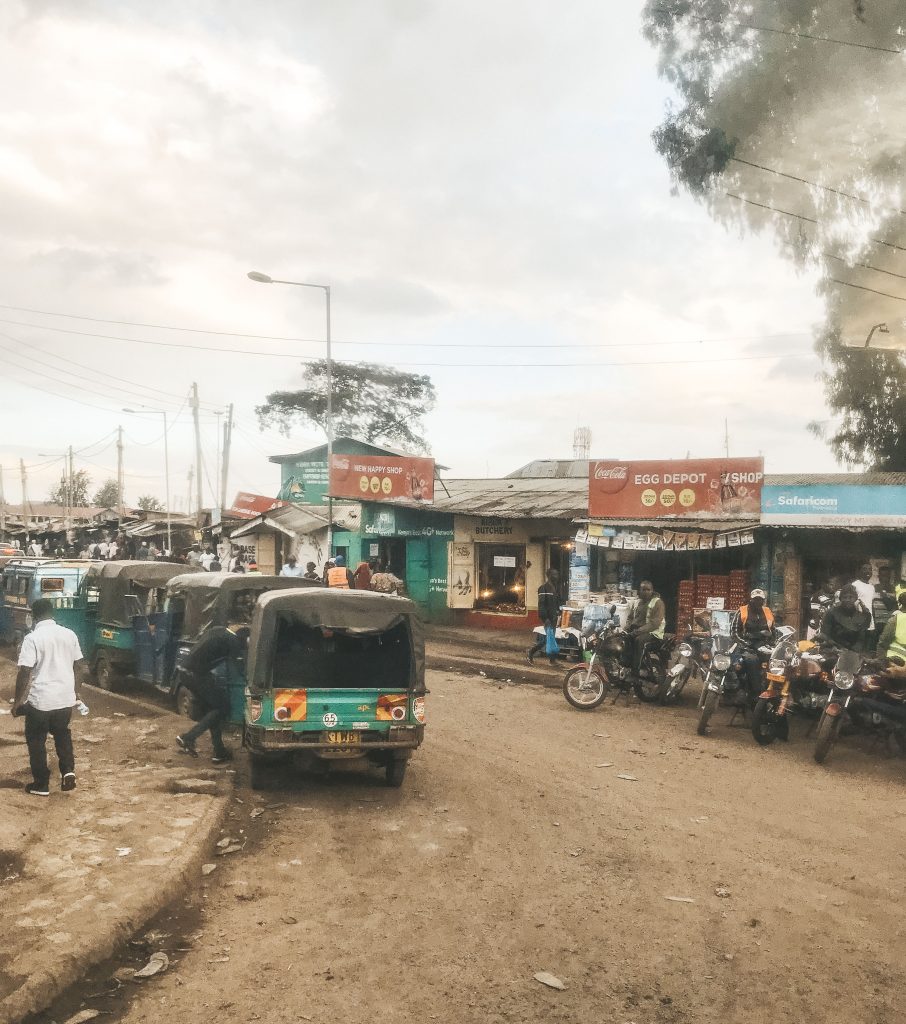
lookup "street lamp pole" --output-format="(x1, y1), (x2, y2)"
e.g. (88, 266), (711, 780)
(247, 271), (334, 553)
(123, 407), (172, 553)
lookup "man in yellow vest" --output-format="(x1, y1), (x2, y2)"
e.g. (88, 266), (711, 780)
(876, 591), (906, 663)
(732, 589), (776, 697)
(628, 580), (666, 672)
(326, 555), (354, 589)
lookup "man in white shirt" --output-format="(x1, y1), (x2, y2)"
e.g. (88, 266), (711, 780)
(200, 546), (217, 571)
(851, 564), (878, 647)
(14, 598), (86, 797)
(280, 555), (304, 578)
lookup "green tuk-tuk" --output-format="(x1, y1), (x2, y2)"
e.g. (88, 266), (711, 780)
(77, 561), (204, 689)
(240, 589), (426, 789)
(165, 573), (322, 717)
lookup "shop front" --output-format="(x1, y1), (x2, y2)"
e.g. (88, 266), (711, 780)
(448, 516), (576, 629)
(761, 476), (906, 632)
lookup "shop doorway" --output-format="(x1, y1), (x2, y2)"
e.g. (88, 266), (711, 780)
(476, 543), (527, 613)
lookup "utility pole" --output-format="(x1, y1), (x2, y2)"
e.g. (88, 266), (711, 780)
(190, 382), (203, 516)
(724, 419), (730, 458)
(116, 425), (125, 520)
(67, 444), (75, 531)
(0, 465), (6, 538)
(20, 459), (28, 533)
(220, 403), (233, 511)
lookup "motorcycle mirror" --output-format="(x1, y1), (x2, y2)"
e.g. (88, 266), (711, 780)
(609, 604), (617, 615)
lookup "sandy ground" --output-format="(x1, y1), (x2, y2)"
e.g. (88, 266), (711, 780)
(56, 670), (906, 1024)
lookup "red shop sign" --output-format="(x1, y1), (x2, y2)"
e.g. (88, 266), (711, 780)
(588, 457), (764, 519)
(329, 454), (435, 504)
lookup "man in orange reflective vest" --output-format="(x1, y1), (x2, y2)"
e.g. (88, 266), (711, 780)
(732, 588), (776, 697)
(326, 554), (354, 589)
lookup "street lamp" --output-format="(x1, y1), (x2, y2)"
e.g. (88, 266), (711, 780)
(122, 407), (172, 553)
(247, 270), (334, 551)
(864, 322), (891, 348)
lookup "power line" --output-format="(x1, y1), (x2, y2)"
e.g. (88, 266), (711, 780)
(731, 157), (906, 219)
(829, 278), (906, 303)
(664, 8), (904, 54)
(0, 307), (813, 351)
(725, 192), (906, 255)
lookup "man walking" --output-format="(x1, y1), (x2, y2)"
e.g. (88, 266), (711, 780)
(175, 623), (248, 763)
(528, 569), (561, 664)
(13, 598), (86, 796)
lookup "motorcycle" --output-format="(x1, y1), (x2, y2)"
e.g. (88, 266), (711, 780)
(631, 633), (673, 703)
(749, 626), (808, 745)
(660, 633), (711, 705)
(696, 631), (769, 736)
(814, 653), (906, 764)
(562, 620), (636, 710)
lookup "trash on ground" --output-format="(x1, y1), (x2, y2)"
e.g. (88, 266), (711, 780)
(217, 843), (243, 856)
(201, 863), (217, 876)
(216, 837), (233, 848)
(616, 773), (638, 781)
(64, 1010), (101, 1024)
(208, 955), (230, 963)
(569, 849), (583, 857)
(664, 896), (695, 903)
(715, 886), (731, 898)
(533, 971), (566, 990)
(134, 951), (170, 979)
(250, 808), (265, 819)
(115, 847), (132, 857)
(595, 762), (614, 768)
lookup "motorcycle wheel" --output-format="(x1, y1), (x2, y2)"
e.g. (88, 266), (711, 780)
(697, 690), (720, 736)
(634, 652), (665, 703)
(751, 698), (780, 746)
(814, 708), (843, 765)
(663, 669), (689, 705)
(562, 666), (610, 710)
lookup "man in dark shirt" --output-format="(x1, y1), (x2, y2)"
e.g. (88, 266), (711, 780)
(732, 589), (776, 697)
(528, 570), (561, 664)
(175, 624), (248, 763)
(817, 584), (871, 654)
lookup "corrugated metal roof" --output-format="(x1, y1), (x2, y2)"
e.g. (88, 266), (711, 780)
(764, 472), (906, 485)
(426, 477), (588, 519)
(506, 459), (592, 479)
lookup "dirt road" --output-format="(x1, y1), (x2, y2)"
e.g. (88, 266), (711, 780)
(87, 671), (906, 1024)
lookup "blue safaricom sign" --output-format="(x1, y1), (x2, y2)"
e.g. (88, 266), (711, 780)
(761, 484), (906, 527)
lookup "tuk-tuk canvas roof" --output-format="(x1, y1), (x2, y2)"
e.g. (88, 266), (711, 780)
(167, 573), (322, 639)
(248, 589), (425, 694)
(92, 560), (202, 627)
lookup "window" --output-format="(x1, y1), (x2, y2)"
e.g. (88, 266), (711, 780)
(40, 577), (65, 593)
(476, 544), (526, 613)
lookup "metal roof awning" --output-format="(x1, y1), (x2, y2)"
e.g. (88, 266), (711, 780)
(230, 504), (329, 541)
(579, 517), (760, 532)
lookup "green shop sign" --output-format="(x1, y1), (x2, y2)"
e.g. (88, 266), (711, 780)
(362, 504), (453, 538)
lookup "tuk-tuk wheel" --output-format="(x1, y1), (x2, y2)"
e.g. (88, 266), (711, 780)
(385, 757), (407, 788)
(94, 653), (119, 692)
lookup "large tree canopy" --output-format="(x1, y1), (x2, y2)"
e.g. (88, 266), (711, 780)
(642, 0), (906, 468)
(257, 360), (436, 454)
(93, 479), (120, 508)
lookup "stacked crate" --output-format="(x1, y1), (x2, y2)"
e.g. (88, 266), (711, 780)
(728, 569), (751, 610)
(676, 579), (695, 631)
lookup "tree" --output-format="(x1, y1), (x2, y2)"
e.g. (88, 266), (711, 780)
(94, 479), (120, 509)
(48, 469), (91, 507)
(642, 0), (906, 468)
(137, 495), (164, 511)
(256, 359), (436, 454)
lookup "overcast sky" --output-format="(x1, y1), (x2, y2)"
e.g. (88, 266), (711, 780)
(0, 0), (834, 512)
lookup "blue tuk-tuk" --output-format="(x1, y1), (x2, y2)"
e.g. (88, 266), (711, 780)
(163, 573), (322, 716)
(0, 558), (95, 647)
(68, 561), (205, 690)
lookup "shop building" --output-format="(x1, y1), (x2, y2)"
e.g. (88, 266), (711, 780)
(760, 473), (906, 633)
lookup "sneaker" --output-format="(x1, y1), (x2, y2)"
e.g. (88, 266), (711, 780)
(61, 773), (76, 792)
(211, 750), (233, 764)
(176, 735), (198, 758)
(25, 783), (50, 797)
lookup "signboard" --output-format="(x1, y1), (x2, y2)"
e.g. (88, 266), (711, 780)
(329, 454), (435, 504)
(493, 555), (517, 568)
(229, 492), (286, 520)
(449, 542), (475, 609)
(706, 596), (725, 610)
(362, 504), (453, 538)
(761, 484), (906, 527)
(278, 461), (329, 505)
(588, 458), (764, 519)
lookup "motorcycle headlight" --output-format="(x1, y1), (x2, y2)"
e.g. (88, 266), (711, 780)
(677, 643), (693, 657)
(712, 654), (731, 671)
(833, 671), (854, 690)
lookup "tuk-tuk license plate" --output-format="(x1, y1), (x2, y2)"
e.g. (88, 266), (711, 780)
(326, 731), (361, 745)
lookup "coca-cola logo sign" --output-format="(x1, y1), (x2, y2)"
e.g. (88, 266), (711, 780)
(591, 462), (629, 494)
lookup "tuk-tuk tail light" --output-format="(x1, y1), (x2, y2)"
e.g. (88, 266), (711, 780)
(248, 699), (263, 723)
(412, 696), (426, 723)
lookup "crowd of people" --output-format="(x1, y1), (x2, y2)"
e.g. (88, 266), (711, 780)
(280, 553), (406, 594)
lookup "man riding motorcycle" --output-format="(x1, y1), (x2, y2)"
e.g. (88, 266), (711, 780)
(731, 589), (776, 698)
(628, 580), (665, 672)
(817, 584), (871, 655)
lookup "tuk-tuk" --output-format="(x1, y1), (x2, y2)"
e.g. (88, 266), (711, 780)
(0, 558), (95, 646)
(70, 561), (205, 690)
(165, 573), (322, 716)
(239, 589), (426, 789)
